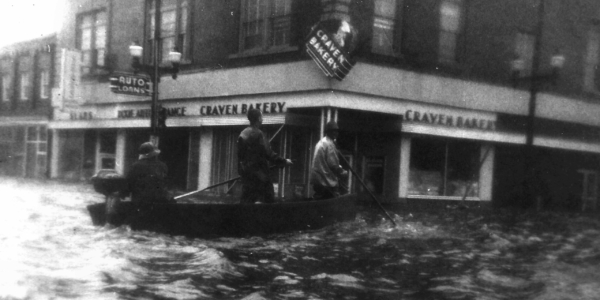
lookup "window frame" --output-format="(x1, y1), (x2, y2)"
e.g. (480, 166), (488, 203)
(584, 25), (600, 93)
(438, 0), (464, 64)
(76, 9), (108, 75)
(372, 0), (399, 56)
(40, 70), (50, 99)
(237, 0), (296, 55)
(19, 72), (31, 101)
(408, 137), (481, 199)
(515, 31), (536, 77)
(145, 0), (191, 65)
(1, 74), (10, 103)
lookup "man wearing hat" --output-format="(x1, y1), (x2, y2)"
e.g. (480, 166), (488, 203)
(126, 142), (170, 205)
(310, 121), (348, 200)
(238, 108), (292, 203)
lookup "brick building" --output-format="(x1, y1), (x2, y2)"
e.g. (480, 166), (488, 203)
(0, 35), (56, 179)
(50, 0), (600, 210)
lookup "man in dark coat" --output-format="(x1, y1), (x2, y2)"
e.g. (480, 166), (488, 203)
(126, 142), (170, 205)
(237, 109), (292, 203)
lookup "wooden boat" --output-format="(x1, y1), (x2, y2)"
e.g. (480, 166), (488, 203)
(87, 175), (358, 238)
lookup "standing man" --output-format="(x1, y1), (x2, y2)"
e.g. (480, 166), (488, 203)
(310, 121), (348, 200)
(126, 142), (170, 205)
(238, 109), (293, 204)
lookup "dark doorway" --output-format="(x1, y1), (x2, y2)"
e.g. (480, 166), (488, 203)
(160, 129), (190, 191)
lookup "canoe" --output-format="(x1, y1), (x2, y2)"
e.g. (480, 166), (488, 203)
(87, 194), (358, 238)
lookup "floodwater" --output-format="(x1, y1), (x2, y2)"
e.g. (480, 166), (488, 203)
(1, 177), (599, 300)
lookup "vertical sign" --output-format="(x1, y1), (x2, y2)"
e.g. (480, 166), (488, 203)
(305, 19), (356, 81)
(53, 49), (82, 109)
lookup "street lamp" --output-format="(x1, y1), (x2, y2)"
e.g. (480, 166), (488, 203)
(128, 42), (181, 141)
(510, 1), (565, 208)
(511, 52), (565, 87)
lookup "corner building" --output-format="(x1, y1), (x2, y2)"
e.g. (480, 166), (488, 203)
(51, 0), (600, 210)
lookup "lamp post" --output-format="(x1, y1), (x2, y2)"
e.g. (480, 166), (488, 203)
(128, 0), (181, 143)
(510, 0), (565, 207)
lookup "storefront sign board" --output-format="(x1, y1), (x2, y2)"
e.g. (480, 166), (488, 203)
(305, 21), (355, 81)
(109, 73), (151, 96)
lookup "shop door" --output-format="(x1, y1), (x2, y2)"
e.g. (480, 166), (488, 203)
(160, 130), (190, 191)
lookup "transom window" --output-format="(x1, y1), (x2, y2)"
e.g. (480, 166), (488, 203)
(439, 0), (463, 63)
(77, 10), (107, 75)
(146, 0), (190, 63)
(240, 0), (294, 53)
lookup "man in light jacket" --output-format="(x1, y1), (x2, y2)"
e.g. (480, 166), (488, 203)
(310, 121), (348, 200)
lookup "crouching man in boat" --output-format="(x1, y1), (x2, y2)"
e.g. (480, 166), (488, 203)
(126, 142), (171, 207)
(238, 108), (293, 204)
(310, 121), (348, 200)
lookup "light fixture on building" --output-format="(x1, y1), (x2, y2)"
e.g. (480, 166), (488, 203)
(128, 41), (182, 139)
(511, 52), (565, 85)
(128, 42), (181, 79)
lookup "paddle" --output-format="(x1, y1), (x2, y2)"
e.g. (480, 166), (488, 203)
(174, 123), (286, 200)
(337, 150), (398, 226)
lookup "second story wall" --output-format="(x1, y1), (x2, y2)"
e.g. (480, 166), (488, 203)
(0, 36), (56, 117)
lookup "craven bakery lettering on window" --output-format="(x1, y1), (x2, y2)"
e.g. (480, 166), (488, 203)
(405, 110), (496, 131)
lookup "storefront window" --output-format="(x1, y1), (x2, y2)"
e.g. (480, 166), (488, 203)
(364, 156), (385, 195)
(409, 137), (479, 197)
(98, 131), (116, 170)
(211, 127), (242, 195)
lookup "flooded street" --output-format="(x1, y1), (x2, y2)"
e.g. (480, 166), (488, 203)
(1, 177), (599, 300)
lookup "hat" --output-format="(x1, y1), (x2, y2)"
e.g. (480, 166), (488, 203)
(325, 121), (339, 132)
(247, 108), (262, 123)
(138, 142), (160, 159)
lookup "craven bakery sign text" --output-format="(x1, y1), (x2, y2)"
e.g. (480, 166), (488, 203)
(200, 102), (285, 116)
(405, 110), (496, 130)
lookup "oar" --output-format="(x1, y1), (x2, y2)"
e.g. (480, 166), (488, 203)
(174, 123), (286, 200)
(337, 151), (398, 226)
(174, 176), (240, 200)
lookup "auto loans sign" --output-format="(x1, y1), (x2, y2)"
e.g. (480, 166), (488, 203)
(109, 72), (151, 96)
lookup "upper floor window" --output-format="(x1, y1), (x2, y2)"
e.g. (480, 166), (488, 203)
(1, 75), (10, 102)
(40, 70), (50, 99)
(20, 73), (31, 101)
(372, 0), (398, 56)
(39, 52), (51, 99)
(18, 57), (32, 101)
(439, 0), (463, 63)
(147, 0), (190, 63)
(240, 0), (293, 53)
(515, 32), (535, 77)
(584, 26), (600, 93)
(77, 10), (107, 75)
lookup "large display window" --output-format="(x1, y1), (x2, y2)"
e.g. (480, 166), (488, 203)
(408, 137), (480, 197)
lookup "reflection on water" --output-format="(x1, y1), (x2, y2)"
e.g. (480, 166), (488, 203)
(1, 178), (599, 299)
